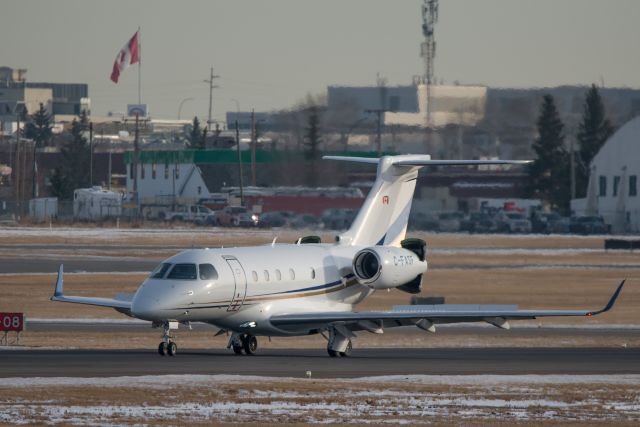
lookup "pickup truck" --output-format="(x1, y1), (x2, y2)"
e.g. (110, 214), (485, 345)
(164, 205), (216, 225)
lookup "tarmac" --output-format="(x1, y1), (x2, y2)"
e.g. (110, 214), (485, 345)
(1, 347), (638, 378)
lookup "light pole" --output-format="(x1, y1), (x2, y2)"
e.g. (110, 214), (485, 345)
(177, 98), (194, 120)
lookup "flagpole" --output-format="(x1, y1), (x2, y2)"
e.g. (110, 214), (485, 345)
(137, 26), (141, 105)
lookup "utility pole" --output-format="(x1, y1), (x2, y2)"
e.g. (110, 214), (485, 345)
(133, 113), (140, 215)
(570, 135), (576, 200)
(15, 111), (20, 215)
(365, 108), (389, 155)
(31, 138), (37, 199)
(203, 67), (220, 133)
(105, 129), (111, 190)
(235, 120), (244, 206)
(250, 109), (256, 187)
(89, 121), (94, 187)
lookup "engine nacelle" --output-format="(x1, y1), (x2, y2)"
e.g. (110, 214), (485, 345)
(352, 246), (428, 290)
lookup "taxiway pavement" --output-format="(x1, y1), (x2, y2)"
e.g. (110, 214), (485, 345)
(1, 347), (638, 378)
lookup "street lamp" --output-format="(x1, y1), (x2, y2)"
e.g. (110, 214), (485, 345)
(177, 98), (194, 120)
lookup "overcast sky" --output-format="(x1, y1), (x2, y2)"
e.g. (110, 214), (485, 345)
(2, 0), (639, 121)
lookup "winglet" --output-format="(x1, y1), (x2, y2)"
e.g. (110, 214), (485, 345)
(589, 280), (625, 316)
(52, 264), (64, 300)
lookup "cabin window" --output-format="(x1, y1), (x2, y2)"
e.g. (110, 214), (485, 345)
(275, 269), (282, 281)
(310, 267), (316, 279)
(199, 264), (218, 280)
(252, 271), (258, 282)
(289, 268), (295, 280)
(167, 263), (197, 280)
(264, 270), (270, 281)
(150, 263), (172, 279)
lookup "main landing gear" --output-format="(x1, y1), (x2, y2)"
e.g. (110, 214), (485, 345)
(228, 333), (258, 355)
(157, 321), (179, 357)
(326, 326), (353, 357)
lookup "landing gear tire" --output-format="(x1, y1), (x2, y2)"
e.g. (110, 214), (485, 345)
(327, 348), (339, 357)
(242, 335), (258, 355)
(168, 341), (177, 356)
(339, 341), (352, 357)
(158, 342), (168, 356)
(233, 345), (244, 355)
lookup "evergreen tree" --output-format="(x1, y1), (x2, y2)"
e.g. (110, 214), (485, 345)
(304, 106), (322, 187)
(50, 112), (90, 199)
(24, 103), (53, 147)
(188, 116), (202, 149)
(199, 126), (208, 150)
(576, 84), (614, 197)
(528, 95), (571, 213)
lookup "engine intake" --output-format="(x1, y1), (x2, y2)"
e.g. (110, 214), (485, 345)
(352, 246), (428, 290)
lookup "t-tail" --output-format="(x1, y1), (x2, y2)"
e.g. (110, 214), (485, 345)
(324, 155), (531, 247)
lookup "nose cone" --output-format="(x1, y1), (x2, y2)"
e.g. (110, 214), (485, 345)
(131, 280), (175, 321)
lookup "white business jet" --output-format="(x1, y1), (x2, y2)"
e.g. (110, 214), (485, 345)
(51, 155), (625, 357)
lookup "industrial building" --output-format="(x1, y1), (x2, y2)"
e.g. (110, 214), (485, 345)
(572, 116), (640, 233)
(0, 66), (89, 129)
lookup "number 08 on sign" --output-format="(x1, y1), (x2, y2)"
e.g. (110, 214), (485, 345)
(0, 313), (24, 332)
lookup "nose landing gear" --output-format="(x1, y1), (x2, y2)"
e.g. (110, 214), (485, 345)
(228, 333), (258, 355)
(157, 321), (179, 357)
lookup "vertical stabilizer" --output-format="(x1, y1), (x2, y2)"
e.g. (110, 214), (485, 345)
(326, 155), (426, 247)
(324, 155), (530, 247)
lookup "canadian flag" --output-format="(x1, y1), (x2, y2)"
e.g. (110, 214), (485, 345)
(110, 31), (139, 83)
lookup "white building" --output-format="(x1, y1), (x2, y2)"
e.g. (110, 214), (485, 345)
(571, 116), (640, 233)
(125, 152), (211, 204)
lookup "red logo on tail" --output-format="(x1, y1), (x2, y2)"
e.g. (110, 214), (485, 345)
(382, 196), (389, 205)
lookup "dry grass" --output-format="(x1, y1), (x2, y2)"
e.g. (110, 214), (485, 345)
(0, 377), (637, 425)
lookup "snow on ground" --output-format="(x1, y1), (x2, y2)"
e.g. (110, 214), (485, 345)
(1, 374), (638, 425)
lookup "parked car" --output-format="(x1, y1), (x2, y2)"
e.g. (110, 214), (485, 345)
(497, 212), (532, 234)
(569, 216), (608, 235)
(461, 212), (498, 234)
(215, 206), (260, 227)
(321, 208), (357, 230)
(258, 211), (289, 228)
(290, 213), (323, 229)
(437, 212), (464, 232)
(548, 216), (571, 234)
(531, 212), (573, 234)
(165, 205), (216, 225)
(408, 211), (440, 231)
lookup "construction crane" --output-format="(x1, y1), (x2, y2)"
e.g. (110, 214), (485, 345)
(421, 0), (438, 127)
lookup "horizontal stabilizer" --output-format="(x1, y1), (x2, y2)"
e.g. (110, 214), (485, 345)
(322, 156), (380, 164)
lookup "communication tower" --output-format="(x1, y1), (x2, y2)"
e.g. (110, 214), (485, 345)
(421, 0), (438, 126)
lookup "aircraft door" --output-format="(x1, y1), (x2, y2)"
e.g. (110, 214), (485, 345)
(224, 256), (247, 312)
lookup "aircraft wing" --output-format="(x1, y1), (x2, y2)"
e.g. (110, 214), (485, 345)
(269, 281), (625, 332)
(50, 265), (133, 315)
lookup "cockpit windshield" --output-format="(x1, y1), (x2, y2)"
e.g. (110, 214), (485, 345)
(167, 263), (197, 280)
(199, 263), (218, 280)
(150, 263), (172, 279)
